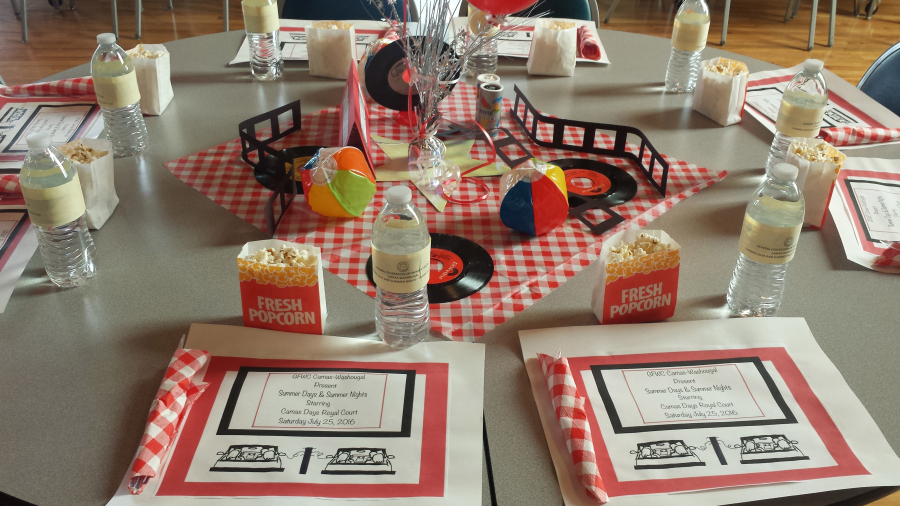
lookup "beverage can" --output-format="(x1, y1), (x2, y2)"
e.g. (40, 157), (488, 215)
(476, 82), (503, 134)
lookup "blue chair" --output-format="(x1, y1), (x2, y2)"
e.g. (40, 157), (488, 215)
(513, 0), (594, 22)
(282, 0), (417, 21)
(858, 41), (900, 117)
(459, 0), (598, 26)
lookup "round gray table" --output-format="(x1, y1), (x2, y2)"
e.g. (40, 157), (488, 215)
(0, 29), (898, 506)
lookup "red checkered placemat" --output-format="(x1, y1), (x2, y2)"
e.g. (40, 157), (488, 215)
(166, 82), (725, 341)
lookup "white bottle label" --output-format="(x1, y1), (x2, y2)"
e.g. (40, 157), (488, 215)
(671, 16), (710, 52)
(738, 214), (801, 264)
(242, 2), (280, 34)
(372, 239), (431, 294)
(775, 100), (826, 138)
(22, 175), (86, 228)
(93, 70), (141, 109)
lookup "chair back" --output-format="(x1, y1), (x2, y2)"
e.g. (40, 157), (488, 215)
(459, 0), (596, 23)
(282, 0), (416, 22)
(858, 41), (900, 117)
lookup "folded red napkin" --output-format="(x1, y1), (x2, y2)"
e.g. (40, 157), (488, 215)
(128, 348), (210, 494)
(0, 76), (95, 98)
(577, 25), (602, 61)
(538, 353), (608, 504)
(820, 126), (900, 147)
(874, 242), (900, 268)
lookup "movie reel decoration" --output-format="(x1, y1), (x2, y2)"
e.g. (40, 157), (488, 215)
(238, 100), (310, 235)
(509, 85), (670, 235)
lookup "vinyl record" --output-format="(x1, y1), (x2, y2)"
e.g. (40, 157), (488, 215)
(364, 40), (418, 111)
(550, 158), (638, 208)
(364, 37), (460, 112)
(254, 145), (324, 192)
(365, 233), (494, 304)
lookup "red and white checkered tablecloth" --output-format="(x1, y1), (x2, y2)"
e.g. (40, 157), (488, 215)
(166, 82), (726, 341)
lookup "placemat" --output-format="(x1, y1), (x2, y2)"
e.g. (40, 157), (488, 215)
(166, 83), (726, 341)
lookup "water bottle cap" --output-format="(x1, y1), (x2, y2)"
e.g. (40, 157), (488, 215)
(386, 185), (412, 205)
(97, 33), (117, 45)
(25, 132), (51, 150)
(772, 163), (799, 182)
(803, 59), (824, 73)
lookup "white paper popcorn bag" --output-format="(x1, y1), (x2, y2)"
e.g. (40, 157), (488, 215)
(238, 239), (327, 335)
(126, 43), (174, 116)
(785, 138), (846, 229)
(307, 21), (357, 80)
(592, 229), (680, 324)
(527, 20), (577, 77)
(59, 139), (118, 230)
(692, 57), (749, 126)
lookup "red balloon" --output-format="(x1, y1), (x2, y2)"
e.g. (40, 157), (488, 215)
(468, 0), (539, 16)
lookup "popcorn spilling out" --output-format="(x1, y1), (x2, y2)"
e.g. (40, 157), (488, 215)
(544, 20), (576, 30)
(127, 44), (166, 59)
(60, 141), (109, 164)
(607, 233), (673, 264)
(311, 20), (354, 30)
(248, 244), (315, 267)
(704, 58), (748, 76)
(790, 141), (845, 166)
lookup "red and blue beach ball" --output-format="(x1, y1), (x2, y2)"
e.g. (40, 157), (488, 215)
(498, 158), (569, 236)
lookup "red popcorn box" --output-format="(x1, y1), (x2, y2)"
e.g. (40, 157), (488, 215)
(591, 229), (680, 324)
(238, 239), (327, 334)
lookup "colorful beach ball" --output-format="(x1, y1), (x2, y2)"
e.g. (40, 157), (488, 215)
(498, 158), (569, 236)
(301, 146), (376, 218)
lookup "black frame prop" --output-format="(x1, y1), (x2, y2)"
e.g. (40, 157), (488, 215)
(238, 100), (303, 235)
(509, 85), (671, 235)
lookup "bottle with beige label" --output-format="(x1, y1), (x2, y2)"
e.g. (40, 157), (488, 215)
(91, 33), (149, 158)
(727, 164), (804, 317)
(664, 0), (710, 92)
(242, 0), (283, 80)
(20, 133), (97, 288)
(372, 186), (431, 347)
(766, 59), (828, 172)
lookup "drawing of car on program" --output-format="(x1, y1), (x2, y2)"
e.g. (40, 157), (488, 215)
(739, 435), (809, 464)
(209, 444), (287, 472)
(322, 448), (396, 475)
(632, 440), (705, 469)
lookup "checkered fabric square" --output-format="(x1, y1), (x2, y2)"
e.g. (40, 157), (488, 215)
(166, 82), (726, 341)
(820, 127), (900, 147)
(128, 348), (209, 495)
(538, 353), (608, 503)
(0, 77), (95, 98)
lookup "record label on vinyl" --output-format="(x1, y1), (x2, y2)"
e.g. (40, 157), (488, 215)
(430, 249), (464, 284)
(388, 60), (410, 95)
(565, 169), (612, 196)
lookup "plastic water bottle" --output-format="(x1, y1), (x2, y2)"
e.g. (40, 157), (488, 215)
(664, 0), (710, 93)
(372, 186), (431, 346)
(727, 163), (805, 317)
(466, 7), (500, 76)
(91, 33), (149, 158)
(20, 133), (97, 288)
(242, 0), (283, 81)
(765, 59), (828, 172)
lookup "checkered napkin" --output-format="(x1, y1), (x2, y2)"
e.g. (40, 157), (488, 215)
(538, 353), (608, 503)
(874, 242), (900, 269)
(819, 127), (900, 147)
(0, 76), (95, 98)
(127, 348), (210, 494)
(577, 26), (602, 61)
